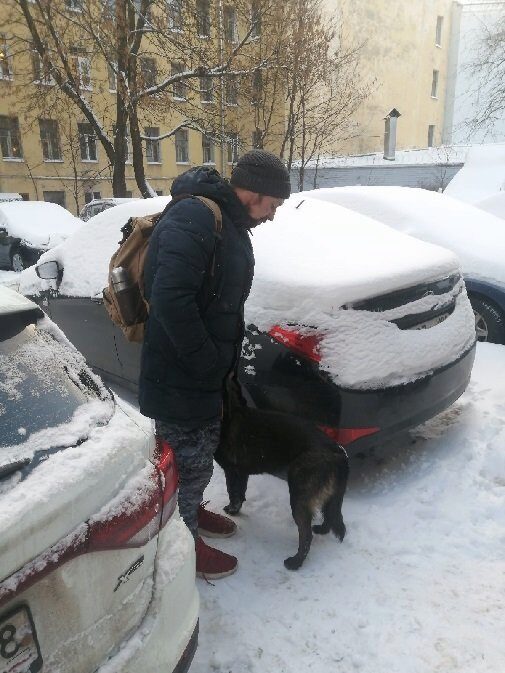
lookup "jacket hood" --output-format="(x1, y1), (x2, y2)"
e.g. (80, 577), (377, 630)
(171, 166), (254, 228)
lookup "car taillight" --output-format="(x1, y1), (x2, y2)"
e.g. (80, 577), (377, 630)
(319, 425), (380, 447)
(154, 436), (179, 528)
(268, 325), (322, 362)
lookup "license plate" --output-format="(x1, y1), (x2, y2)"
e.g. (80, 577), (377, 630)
(413, 312), (449, 330)
(0, 606), (42, 673)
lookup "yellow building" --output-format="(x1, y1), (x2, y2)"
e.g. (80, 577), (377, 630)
(327, 0), (454, 155)
(0, 0), (283, 213)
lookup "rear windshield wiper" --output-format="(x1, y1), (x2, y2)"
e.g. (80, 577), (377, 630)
(0, 458), (30, 480)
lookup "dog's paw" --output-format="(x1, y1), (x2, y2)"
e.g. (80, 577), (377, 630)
(336, 523), (346, 542)
(284, 555), (303, 571)
(223, 502), (242, 515)
(312, 523), (330, 535)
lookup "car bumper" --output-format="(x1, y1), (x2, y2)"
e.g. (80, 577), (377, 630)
(97, 521), (199, 673)
(243, 337), (476, 451)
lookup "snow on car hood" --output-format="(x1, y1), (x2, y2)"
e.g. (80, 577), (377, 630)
(302, 187), (505, 287)
(0, 201), (82, 249)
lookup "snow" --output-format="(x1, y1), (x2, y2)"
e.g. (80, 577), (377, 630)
(475, 192), (505, 221)
(303, 186), (505, 287)
(16, 196), (170, 298)
(0, 283), (38, 314)
(190, 342), (505, 673)
(0, 201), (82, 248)
(444, 143), (505, 204)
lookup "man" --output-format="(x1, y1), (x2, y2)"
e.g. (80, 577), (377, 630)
(139, 150), (291, 579)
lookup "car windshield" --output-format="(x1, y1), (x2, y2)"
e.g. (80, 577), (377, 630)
(0, 311), (111, 451)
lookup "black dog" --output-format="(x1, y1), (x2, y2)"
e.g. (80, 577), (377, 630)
(214, 379), (349, 570)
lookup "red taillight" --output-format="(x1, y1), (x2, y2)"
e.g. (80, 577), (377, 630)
(268, 325), (322, 362)
(154, 437), (179, 528)
(319, 425), (380, 447)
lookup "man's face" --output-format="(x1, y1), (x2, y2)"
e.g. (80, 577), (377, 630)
(248, 194), (284, 223)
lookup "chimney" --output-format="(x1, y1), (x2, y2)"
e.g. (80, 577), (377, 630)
(383, 108), (401, 161)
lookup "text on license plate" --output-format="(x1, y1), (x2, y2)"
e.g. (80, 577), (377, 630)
(0, 606), (42, 673)
(413, 313), (449, 330)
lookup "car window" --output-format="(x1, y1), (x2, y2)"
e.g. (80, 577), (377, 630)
(0, 314), (111, 449)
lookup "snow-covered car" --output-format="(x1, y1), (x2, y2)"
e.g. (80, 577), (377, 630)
(444, 142), (505, 205)
(15, 194), (476, 451)
(0, 286), (198, 673)
(0, 201), (82, 272)
(80, 197), (138, 221)
(304, 186), (505, 344)
(475, 191), (505, 221)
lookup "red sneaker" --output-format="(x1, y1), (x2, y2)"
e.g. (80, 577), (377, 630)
(197, 503), (237, 538)
(195, 537), (238, 579)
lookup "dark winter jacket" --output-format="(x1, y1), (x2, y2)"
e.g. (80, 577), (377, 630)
(138, 167), (255, 427)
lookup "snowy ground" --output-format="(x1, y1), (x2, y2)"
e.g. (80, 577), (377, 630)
(188, 342), (504, 673)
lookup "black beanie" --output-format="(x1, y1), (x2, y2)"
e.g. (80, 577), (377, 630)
(230, 150), (291, 199)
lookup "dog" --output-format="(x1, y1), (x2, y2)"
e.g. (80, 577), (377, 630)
(214, 377), (349, 570)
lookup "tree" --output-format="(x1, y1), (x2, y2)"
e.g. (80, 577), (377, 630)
(465, 8), (505, 139)
(247, 0), (374, 191)
(9, 0), (280, 198)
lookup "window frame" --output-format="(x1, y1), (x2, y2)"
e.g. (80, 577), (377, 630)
(196, 0), (211, 37)
(199, 75), (213, 103)
(225, 74), (238, 106)
(202, 133), (215, 164)
(431, 69), (439, 99)
(0, 35), (13, 81)
(167, 0), (184, 32)
(175, 128), (189, 164)
(435, 16), (443, 47)
(78, 122), (98, 162)
(227, 131), (239, 164)
(145, 126), (161, 164)
(427, 124), (435, 148)
(0, 116), (23, 160)
(224, 5), (238, 43)
(31, 48), (55, 86)
(39, 118), (62, 162)
(140, 56), (157, 89)
(171, 61), (187, 100)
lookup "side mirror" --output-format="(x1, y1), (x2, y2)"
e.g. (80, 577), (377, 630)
(36, 260), (62, 281)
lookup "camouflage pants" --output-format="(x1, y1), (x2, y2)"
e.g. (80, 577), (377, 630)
(155, 419), (222, 539)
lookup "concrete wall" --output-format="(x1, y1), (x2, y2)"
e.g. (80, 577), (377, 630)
(291, 163), (463, 193)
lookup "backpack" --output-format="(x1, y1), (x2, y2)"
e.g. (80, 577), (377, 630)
(102, 195), (223, 343)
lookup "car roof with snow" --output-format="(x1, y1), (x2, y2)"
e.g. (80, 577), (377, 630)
(0, 201), (83, 248)
(303, 186), (505, 287)
(0, 284), (39, 315)
(15, 193), (460, 309)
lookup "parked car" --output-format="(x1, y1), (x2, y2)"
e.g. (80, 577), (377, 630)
(0, 285), (199, 673)
(475, 192), (505, 221)
(15, 194), (476, 452)
(0, 201), (82, 272)
(303, 186), (505, 344)
(80, 197), (138, 221)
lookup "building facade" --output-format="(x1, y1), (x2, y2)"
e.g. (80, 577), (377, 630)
(0, 0), (283, 213)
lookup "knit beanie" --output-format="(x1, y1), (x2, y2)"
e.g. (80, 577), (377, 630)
(230, 150), (291, 199)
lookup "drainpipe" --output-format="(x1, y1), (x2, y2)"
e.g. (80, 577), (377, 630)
(383, 108), (401, 161)
(217, 0), (226, 175)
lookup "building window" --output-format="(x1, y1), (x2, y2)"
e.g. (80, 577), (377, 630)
(0, 116), (23, 159)
(65, 0), (83, 11)
(168, 0), (183, 31)
(171, 62), (186, 100)
(202, 134), (215, 164)
(224, 5), (238, 43)
(39, 119), (62, 161)
(196, 0), (210, 36)
(200, 75), (213, 103)
(252, 128), (263, 149)
(252, 69), (262, 104)
(108, 62), (117, 91)
(78, 122), (98, 161)
(436, 16), (443, 46)
(175, 128), (189, 163)
(140, 57), (157, 88)
(431, 69), (439, 98)
(134, 0), (152, 23)
(145, 127), (161, 163)
(225, 75), (238, 105)
(20, 193), (30, 201)
(251, 1), (261, 38)
(428, 125), (435, 147)
(0, 35), (13, 80)
(71, 47), (92, 90)
(84, 191), (101, 203)
(32, 48), (54, 85)
(227, 131), (239, 163)
(113, 123), (132, 162)
(43, 191), (66, 207)
(156, 190), (163, 196)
